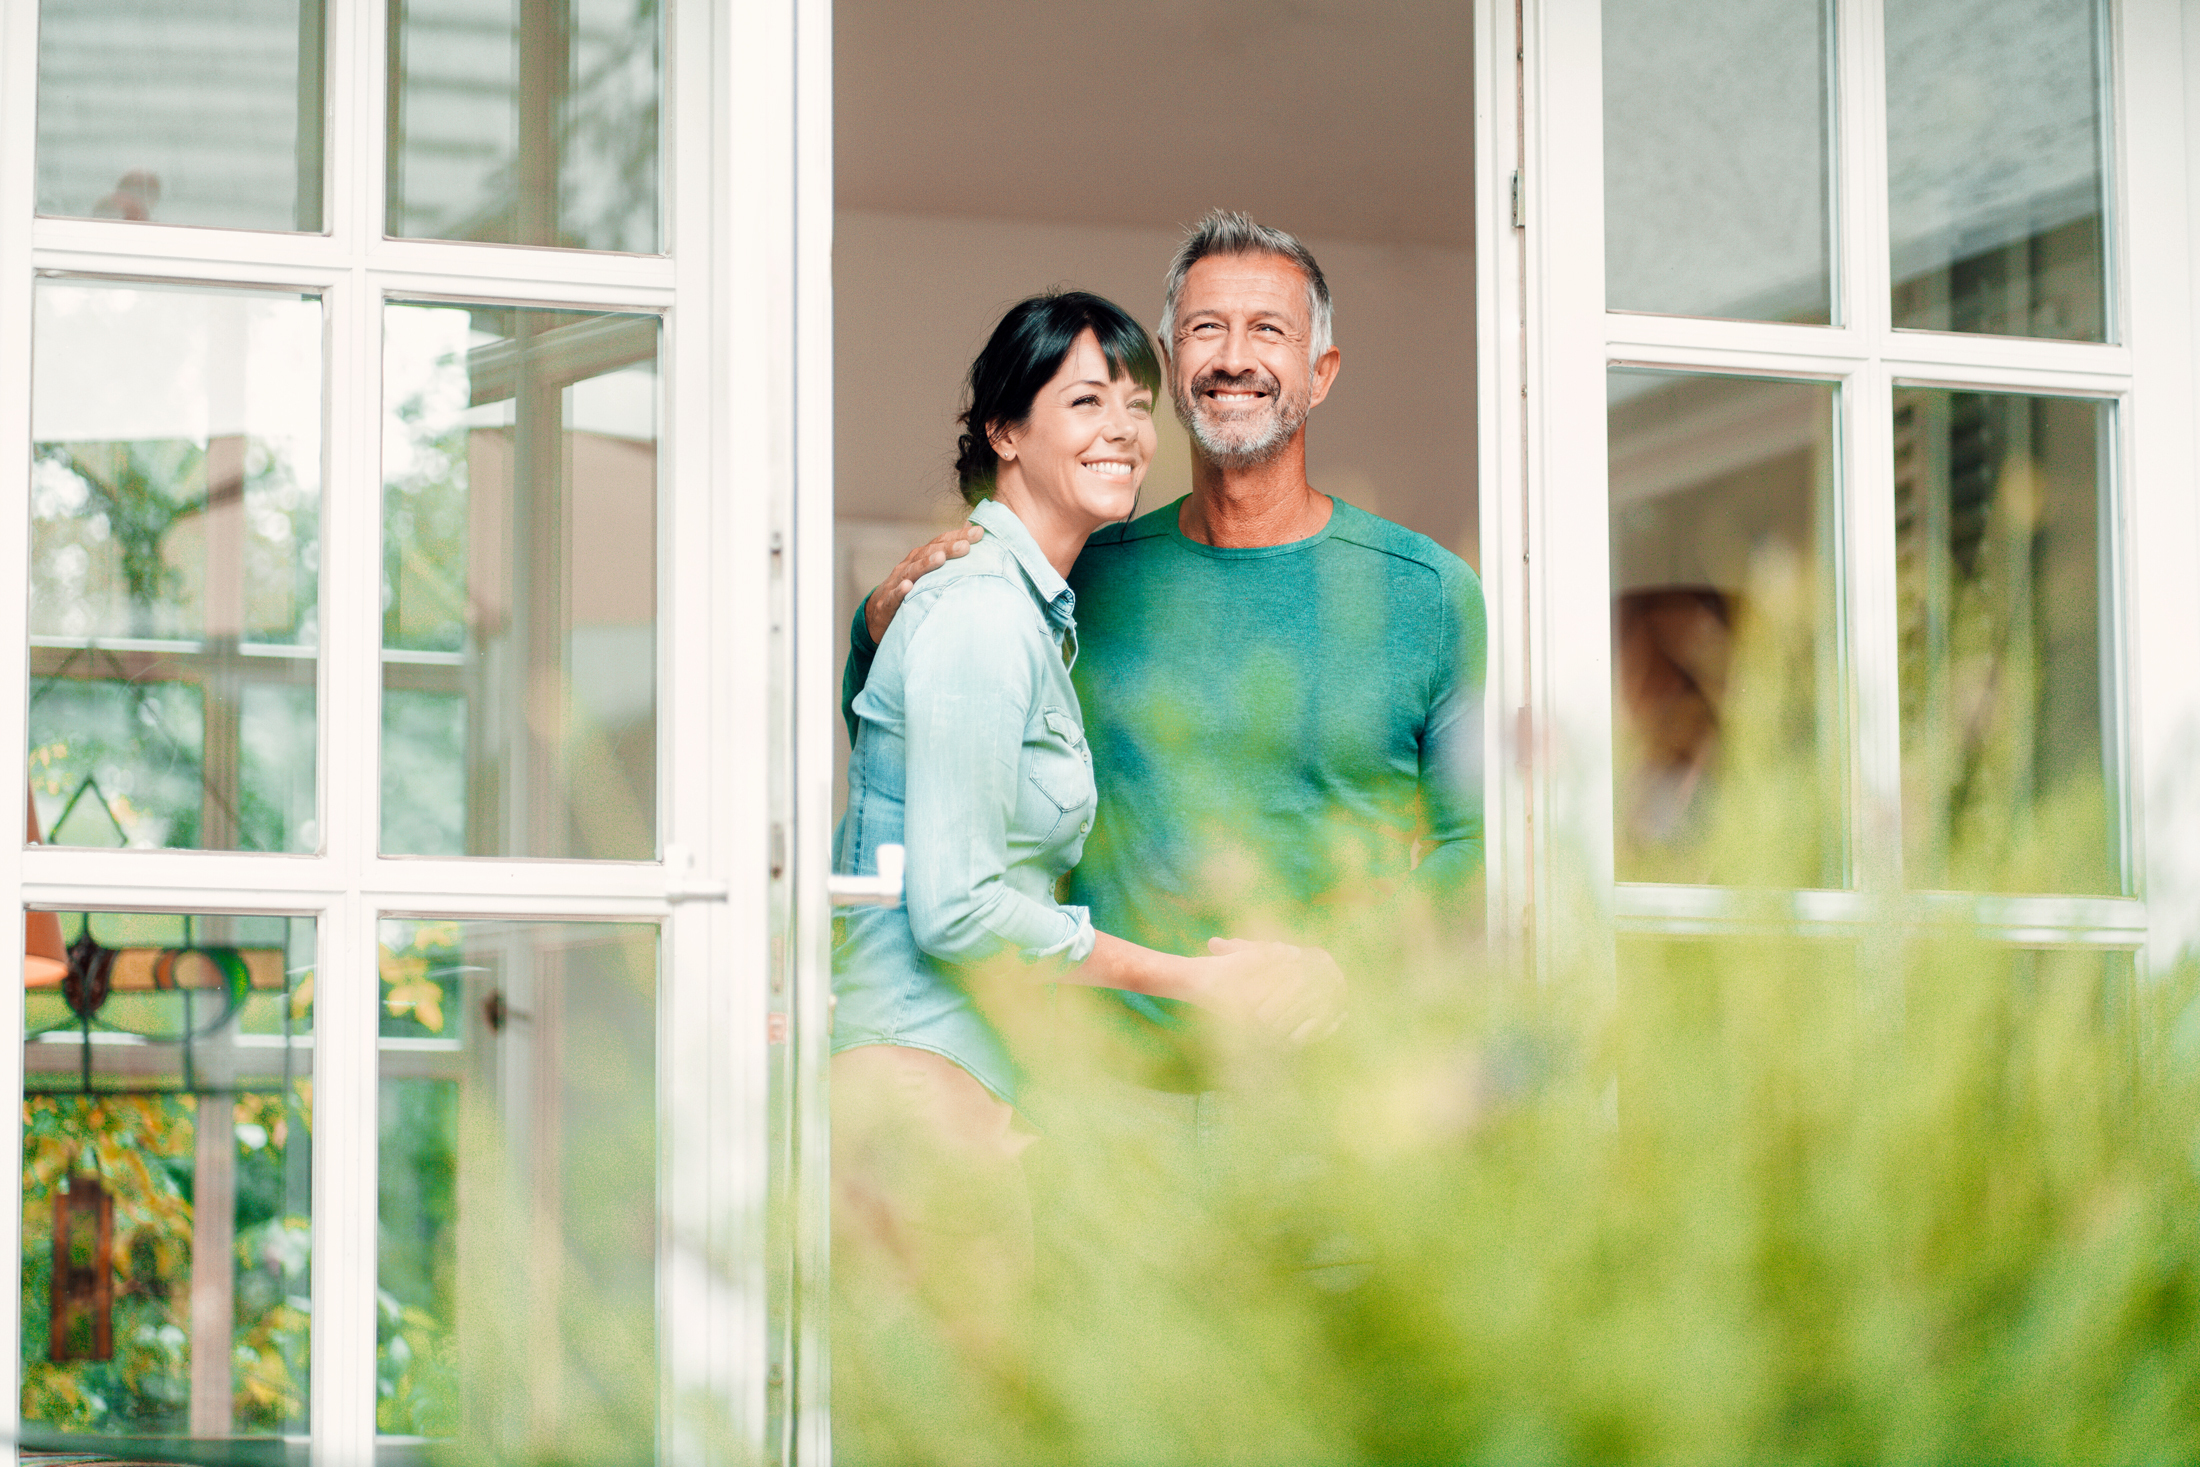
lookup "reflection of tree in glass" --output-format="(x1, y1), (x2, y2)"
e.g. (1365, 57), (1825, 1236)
(383, 383), (472, 655)
(32, 442), (198, 637)
(20, 1090), (311, 1435)
(376, 922), (463, 1435)
(28, 683), (204, 849)
(558, 0), (660, 253)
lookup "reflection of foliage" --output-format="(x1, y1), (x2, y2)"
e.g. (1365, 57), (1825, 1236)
(381, 922), (466, 1037)
(377, 922), (464, 1436)
(20, 1089), (313, 1436)
(28, 680), (204, 850)
(384, 385), (472, 654)
(371, 923), (660, 1463)
(378, 1079), (459, 1437)
(32, 435), (318, 645)
(32, 441), (198, 628)
(559, 0), (661, 253)
(21, 1096), (194, 1434)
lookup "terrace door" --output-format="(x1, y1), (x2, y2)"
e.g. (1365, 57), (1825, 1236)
(0, 0), (836, 1458)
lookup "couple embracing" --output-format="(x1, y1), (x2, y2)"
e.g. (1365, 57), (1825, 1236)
(831, 211), (1487, 1365)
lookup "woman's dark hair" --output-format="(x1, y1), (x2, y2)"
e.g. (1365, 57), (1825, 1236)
(954, 291), (1162, 504)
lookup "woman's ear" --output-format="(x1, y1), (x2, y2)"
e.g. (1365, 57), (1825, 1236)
(989, 421), (1019, 464)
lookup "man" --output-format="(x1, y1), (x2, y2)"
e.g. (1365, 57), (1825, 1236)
(847, 210), (1486, 1084)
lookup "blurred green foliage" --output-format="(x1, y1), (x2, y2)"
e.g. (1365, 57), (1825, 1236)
(837, 919), (2200, 1465)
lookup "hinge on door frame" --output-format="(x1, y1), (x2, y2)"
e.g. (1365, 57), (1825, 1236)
(1511, 170), (1524, 230)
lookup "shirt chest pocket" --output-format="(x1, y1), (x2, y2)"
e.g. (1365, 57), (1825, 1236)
(1019, 705), (1097, 849)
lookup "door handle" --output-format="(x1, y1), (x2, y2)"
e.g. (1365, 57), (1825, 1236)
(827, 844), (904, 906)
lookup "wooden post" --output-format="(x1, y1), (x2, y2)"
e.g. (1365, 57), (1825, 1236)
(50, 1174), (114, 1362)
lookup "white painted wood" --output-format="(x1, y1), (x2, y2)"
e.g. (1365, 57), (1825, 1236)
(1524, 0), (1620, 982)
(1475, 0), (1532, 961)
(0, 0), (37, 1456)
(2117, 0), (2200, 967)
(790, 0), (837, 1456)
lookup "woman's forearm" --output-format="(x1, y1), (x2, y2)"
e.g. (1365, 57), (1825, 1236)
(1063, 931), (1208, 1004)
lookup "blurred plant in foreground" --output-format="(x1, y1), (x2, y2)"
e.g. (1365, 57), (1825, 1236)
(834, 805), (2200, 1465)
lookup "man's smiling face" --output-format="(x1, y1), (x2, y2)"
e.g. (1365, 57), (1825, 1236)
(1167, 251), (1339, 469)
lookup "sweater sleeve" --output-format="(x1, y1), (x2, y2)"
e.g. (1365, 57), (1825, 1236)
(842, 596), (880, 746)
(1408, 562), (1489, 914)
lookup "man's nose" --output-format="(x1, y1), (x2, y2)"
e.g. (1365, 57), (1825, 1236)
(1211, 326), (1258, 373)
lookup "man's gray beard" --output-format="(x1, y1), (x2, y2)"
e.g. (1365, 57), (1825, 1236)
(1174, 379), (1313, 469)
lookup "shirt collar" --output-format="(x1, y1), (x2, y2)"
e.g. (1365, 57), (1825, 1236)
(969, 497), (1076, 631)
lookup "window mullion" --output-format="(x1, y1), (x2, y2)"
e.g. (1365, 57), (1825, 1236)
(1837, 0), (1891, 345)
(1839, 0), (1901, 901)
(1845, 360), (1905, 895)
(309, 891), (379, 1459)
(313, 246), (382, 1458)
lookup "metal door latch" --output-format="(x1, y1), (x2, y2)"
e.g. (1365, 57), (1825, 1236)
(827, 844), (904, 906)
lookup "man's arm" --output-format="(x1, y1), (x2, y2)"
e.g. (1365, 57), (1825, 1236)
(1409, 564), (1489, 918)
(841, 521), (986, 744)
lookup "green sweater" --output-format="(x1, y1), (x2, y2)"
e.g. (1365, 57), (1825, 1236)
(847, 496), (1487, 1047)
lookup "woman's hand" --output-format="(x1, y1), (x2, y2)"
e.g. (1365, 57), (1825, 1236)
(1186, 938), (1347, 1046)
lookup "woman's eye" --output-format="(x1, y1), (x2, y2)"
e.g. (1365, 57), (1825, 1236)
(1072, 394), (1099, 407)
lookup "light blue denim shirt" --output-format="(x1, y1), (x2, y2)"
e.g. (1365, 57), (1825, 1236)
(830, 497), (1099, 1103)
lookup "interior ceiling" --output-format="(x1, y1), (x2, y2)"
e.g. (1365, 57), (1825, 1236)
(835, 0), (1476, 248)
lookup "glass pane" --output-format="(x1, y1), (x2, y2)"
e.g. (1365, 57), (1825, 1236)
(29, 281), (322, 854)
(1610, 371), (1844, 885)
(1894, 389), (2119, 893)
(380, 303), (659, 860)
(20, 909), (313, 1452)
(1603, 0), (1833, 323)
(36, 0), (325, 230)
(374, 918), (656, 1459)
(1886, 0), (2107, 341)
(386, 0), (660, 251)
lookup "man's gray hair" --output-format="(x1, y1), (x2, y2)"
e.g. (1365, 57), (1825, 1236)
(1158, 209), (1334, 366)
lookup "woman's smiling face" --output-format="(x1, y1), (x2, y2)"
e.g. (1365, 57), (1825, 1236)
(992, 330), (1156, 534)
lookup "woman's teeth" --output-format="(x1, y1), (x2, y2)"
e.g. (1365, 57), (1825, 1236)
(1082, 461), (1132, 477)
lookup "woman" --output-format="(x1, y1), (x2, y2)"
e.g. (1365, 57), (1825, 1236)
(830, 292), (1318, 1379)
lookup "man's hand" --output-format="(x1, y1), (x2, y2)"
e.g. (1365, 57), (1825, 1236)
(1193, 938), (1347, 1046)
(865, 522), (986, 646)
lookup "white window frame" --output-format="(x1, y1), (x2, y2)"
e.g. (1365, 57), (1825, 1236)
(0, 0), (830, 1457)
(1484, 0), (2200, 975)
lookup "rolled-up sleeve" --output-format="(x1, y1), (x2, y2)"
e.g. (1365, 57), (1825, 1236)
(899, 578), (1091, 967)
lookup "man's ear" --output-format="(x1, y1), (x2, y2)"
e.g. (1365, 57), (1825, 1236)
(1306, 345), (1342, 411)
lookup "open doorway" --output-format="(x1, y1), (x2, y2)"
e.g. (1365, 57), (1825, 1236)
(831, 0), (1478, 813)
